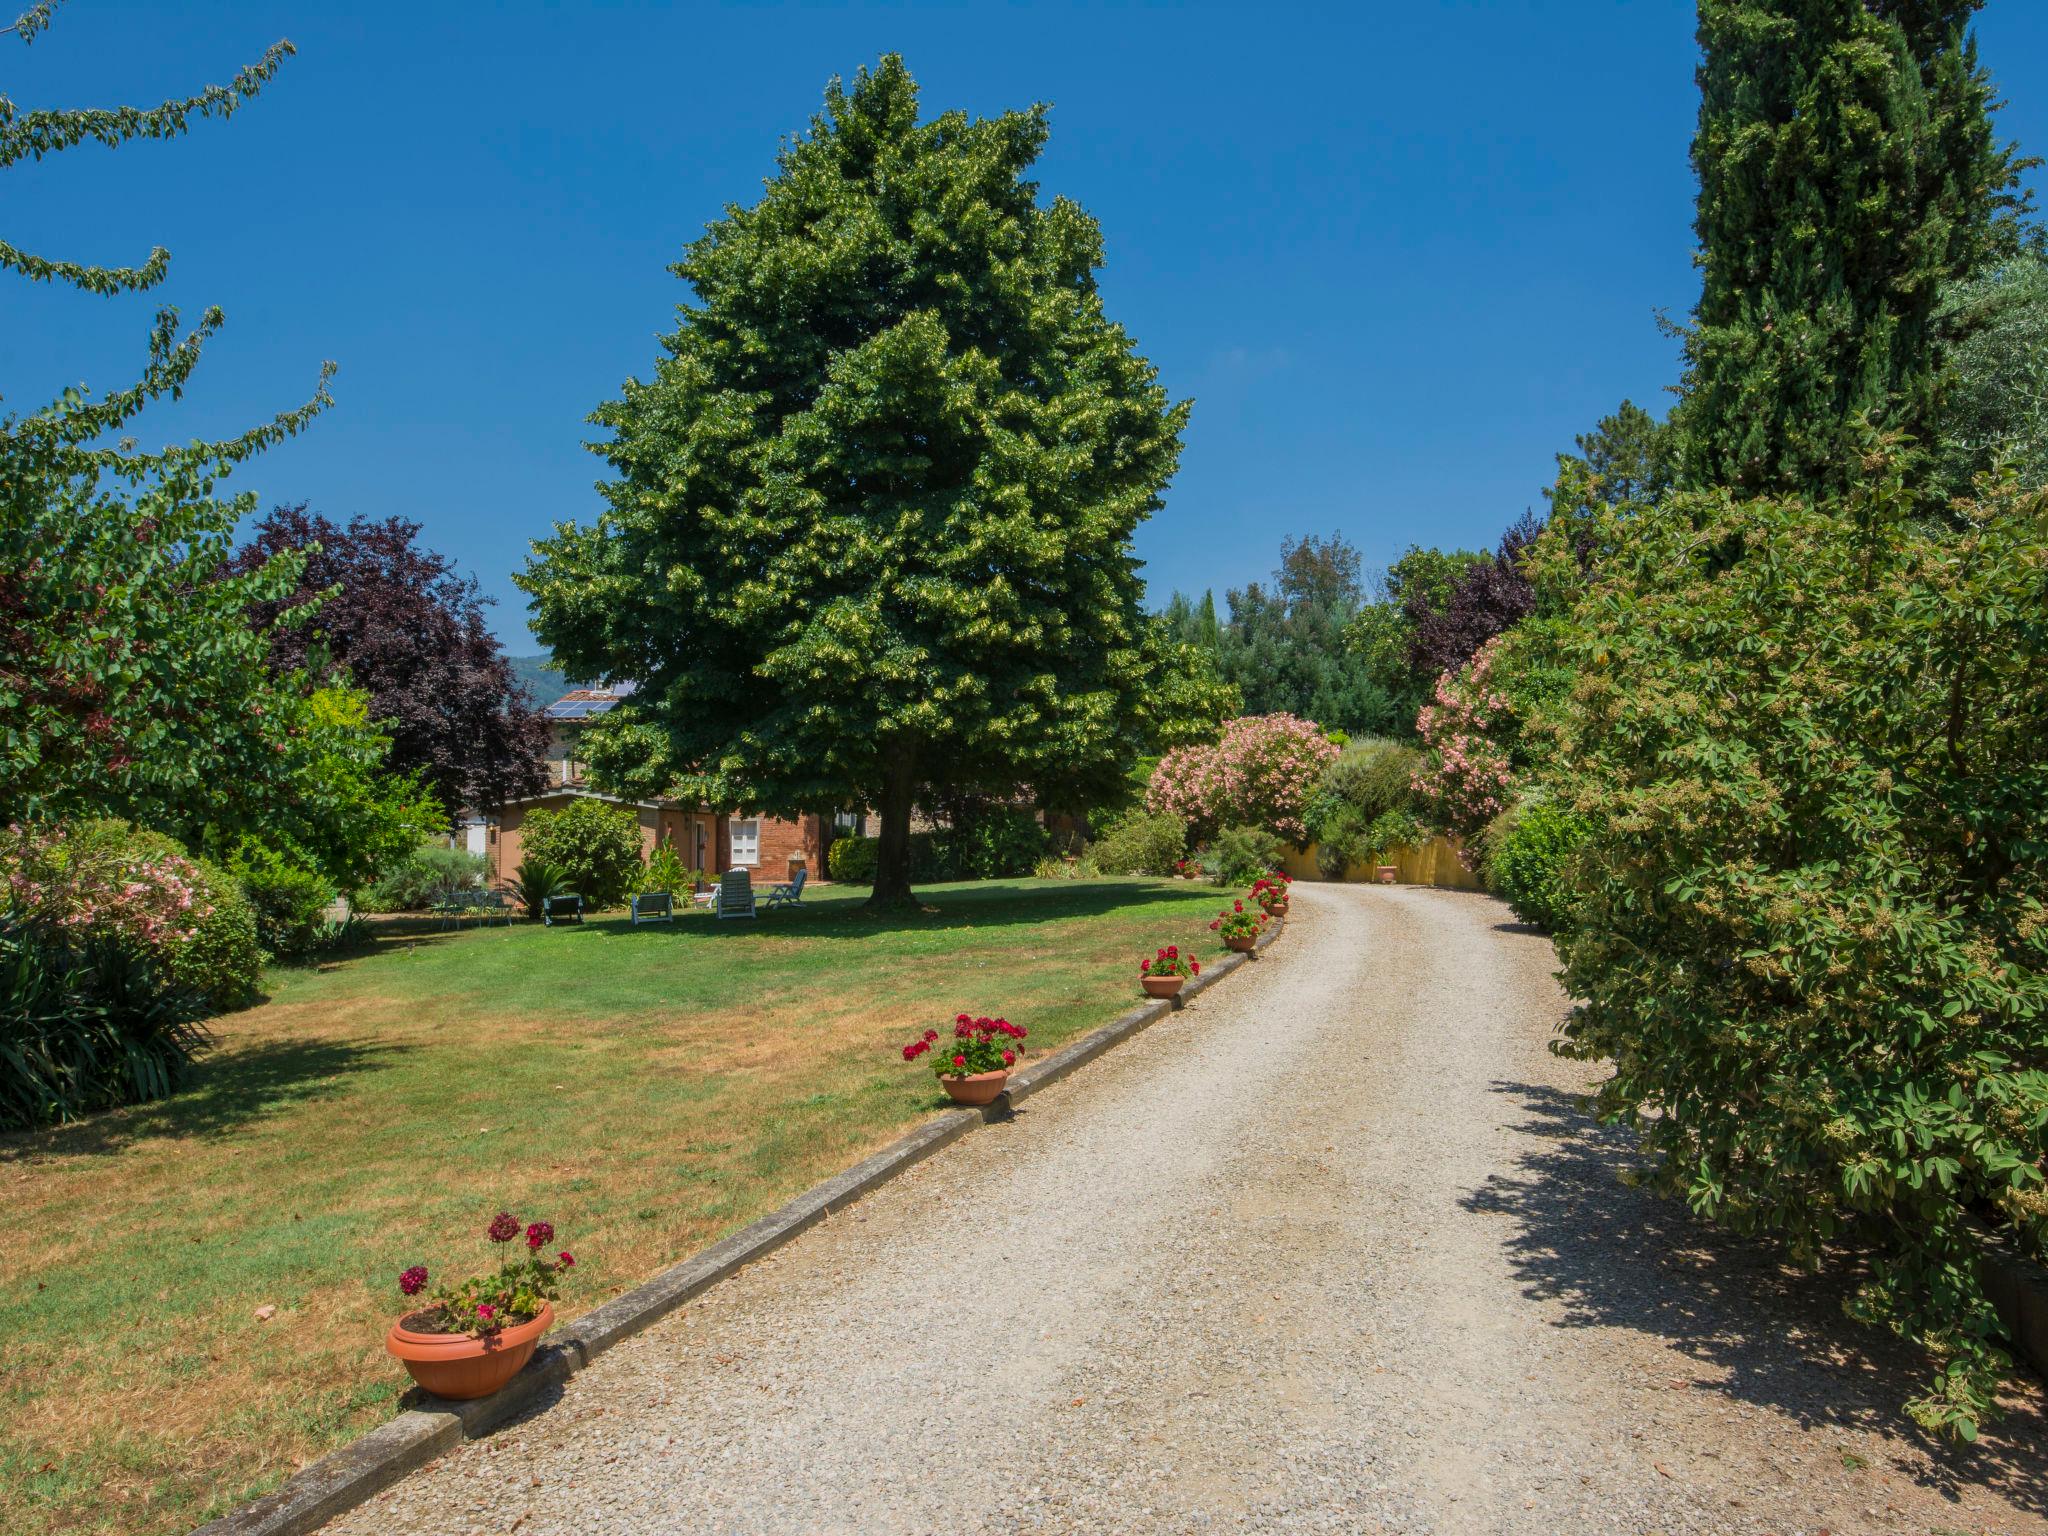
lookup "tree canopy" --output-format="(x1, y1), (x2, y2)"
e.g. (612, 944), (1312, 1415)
(1680, 0), (2026, 498)
(0, 9), (340, 850)
(520, 56), (1188, 905)
(229, 507), (550, 822)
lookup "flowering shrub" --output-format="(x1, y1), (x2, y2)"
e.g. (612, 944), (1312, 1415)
(1208, 899), (1266, 943)
(395, 1211), (576, 1337)
(901, 1013), (1027, 1077)
(1139, 944), (1199, 981)
(1147, 714), (1338, 842)
(1208, 824), (1284, 887)
(0, 820), (264, 1127)
(1412, 636), (1516, 861)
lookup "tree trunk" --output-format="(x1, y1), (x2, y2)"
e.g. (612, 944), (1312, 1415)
(867, 751), (919, 909)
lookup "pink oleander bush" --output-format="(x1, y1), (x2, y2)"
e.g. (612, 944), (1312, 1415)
(1146, 713), (1338, 843)
(0, 820), (261, 1127)
(1412, 637), (1516, 861)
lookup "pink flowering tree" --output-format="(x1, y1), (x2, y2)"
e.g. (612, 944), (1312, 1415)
(1412, 636), (1516, 860)
(1146, 713), (1338, 843)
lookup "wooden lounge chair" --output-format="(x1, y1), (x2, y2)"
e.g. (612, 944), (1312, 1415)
(761, 868), (807, 910)
(709, 869), (755, 920)
(543, 892), (583, 926)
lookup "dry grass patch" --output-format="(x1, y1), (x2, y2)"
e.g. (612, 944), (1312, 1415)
(4, 875), (1225, 1535)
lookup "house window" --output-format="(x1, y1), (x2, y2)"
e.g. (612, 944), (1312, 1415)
(729, 817), (761, 866)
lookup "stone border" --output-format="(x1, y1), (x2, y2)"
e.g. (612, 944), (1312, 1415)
(190, 914), (1287, 1536)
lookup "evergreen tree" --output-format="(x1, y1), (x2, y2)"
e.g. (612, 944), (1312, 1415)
(521, 57), (1188, 907)
(1682, 0), (2025, 498)
(1555, 399), (1674, 510)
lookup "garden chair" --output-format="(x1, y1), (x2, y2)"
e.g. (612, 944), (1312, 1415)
(630, 890), (675, 925)
(761, 867), (807, 910)
(543, 892), (584, 926)
(709, 869), (756, 920)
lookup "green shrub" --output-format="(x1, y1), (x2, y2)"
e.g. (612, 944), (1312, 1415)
(228, 843), (336, 959)
(363, 842), (487, 913)
(1315, 740), (1423, 824)
(1210, 825), (1283, 887)
(644, 842), (694, 895)
(1032, 851), (1101, 880)
(0, 916), (209, 1130)
(509, 857), (568, 920)
(1538, 468), (2048, 1438)
(1312, 806), (1369, 878)
(518, 800), (644, 909)
(827, 835), (878, 883)
(1091, 813), (1185, 877)
(1480, 800), (1587, 933)
(1363, 807), (1427, 859)
(949, 806), (1048, 879)
(170, 862), (264, 1013)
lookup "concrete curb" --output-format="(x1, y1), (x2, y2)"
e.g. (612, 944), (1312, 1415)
(191, 907), (1288, 1536)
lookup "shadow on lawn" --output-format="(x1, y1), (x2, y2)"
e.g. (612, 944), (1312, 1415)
(1463, 1079), (2048, 1516)
(0, 1036), (405, 1164)
(550, 880), (1209, 944)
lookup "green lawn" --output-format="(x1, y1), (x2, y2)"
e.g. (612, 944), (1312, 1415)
(3, 876), (1229, 1536)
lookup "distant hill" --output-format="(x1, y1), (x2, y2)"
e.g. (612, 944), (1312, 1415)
(506, 653), (586, 707)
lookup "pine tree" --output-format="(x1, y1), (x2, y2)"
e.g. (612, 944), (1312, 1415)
(521, 57), (1188, 907)
(1681, 0), (2026, 498)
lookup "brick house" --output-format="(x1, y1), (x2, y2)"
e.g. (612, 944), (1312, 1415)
(482, 686), (830, 888)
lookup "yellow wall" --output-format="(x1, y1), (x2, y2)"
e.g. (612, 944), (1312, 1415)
(1281, 836), (1485, 891)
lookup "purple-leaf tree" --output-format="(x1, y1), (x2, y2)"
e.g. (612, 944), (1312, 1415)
(229, 507), (549, 821)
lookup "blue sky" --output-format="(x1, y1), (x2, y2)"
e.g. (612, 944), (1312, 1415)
(6, 2), (2045, 649)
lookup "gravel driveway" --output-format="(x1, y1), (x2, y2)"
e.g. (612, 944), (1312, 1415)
(328, 884), (2048, 1535)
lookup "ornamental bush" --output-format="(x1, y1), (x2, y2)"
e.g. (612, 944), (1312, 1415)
(1147, 713), (1338, 843)
(0, 820), (264, 1126)
(1479, 799), (1588, 934)
(827, 835), (878, 884)
(362, 842), (488, 913)
(227, 842), (336, 959)
(949, 806), (1048, 880)
(518, 800), (644, 910)
(1536, 470), (2048, 1439)
(1209, 825), (1284, 888)
(1091, 813), (1186, 877)
(1412, 637), (1516, 854)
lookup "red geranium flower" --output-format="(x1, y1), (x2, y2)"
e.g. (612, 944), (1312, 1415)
(486, 1211), (520, 1244)
(558, 1251), (575, 1267)
(953, 1054), (967, 1069)
(1191, 961), (1200, 975)
(525, 1221), (554, 1251)
(398, 1265), (428, 1297)
(1002, 1050), (1015, 1066)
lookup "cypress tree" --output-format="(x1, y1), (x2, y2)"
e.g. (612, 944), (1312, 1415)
(1681, 0), (2025, 498)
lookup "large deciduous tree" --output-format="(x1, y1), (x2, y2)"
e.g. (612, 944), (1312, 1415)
(1681, 0), (2025, 499)
(229, 507), (549, 822)
(521, 56), (1188, 906)
(0, 6), (336, 841)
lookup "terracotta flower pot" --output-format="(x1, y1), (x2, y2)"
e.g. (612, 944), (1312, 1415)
(1224, 933), (1257, 953)
(939, 1069), (1009, 1107)
(1376, 866), (1397, 884)
(386, 1301), (554, 1400)
(1261, 898), (1288, 916)
(1141, 973), (1185, 999)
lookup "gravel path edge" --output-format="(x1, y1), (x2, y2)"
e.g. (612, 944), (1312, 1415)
(186, 910), (1284, 1536)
